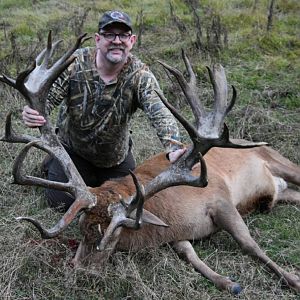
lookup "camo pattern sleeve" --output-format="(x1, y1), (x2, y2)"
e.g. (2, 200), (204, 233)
(46, 69), (70, 114)
(136, 69), (182, 153)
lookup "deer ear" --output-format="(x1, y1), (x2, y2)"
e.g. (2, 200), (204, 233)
(141, 209), (169, 227)
(129, 209), (169, 227)
(229, 138), (268, 147)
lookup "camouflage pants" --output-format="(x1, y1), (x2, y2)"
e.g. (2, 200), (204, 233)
(44, 142), (135, 212)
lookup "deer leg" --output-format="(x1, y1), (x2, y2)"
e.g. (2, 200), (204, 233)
(275, 188), (300, 205)
(211, 200), (300, 292)
(173, 240), (242, 294)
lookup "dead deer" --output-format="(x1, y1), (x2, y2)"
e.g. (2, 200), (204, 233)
(1, 33), (299, 295)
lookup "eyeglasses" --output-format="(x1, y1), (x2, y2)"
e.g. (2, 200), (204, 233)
(100, 32), (132, 42)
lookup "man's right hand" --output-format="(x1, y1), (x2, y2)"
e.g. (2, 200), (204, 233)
(22, 105), (46, 128)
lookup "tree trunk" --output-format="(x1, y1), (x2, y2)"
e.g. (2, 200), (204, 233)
(267, 0), (275, 32)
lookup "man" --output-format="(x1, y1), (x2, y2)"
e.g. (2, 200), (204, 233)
(22, 10), (185, 211)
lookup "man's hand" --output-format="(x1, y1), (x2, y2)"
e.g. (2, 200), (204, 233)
(22, 105), (46, 128)
(168, 148), (186, 163)
(169, 148), (202, 170)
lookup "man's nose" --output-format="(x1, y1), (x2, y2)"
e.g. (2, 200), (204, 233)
(112, 35), (122, 44)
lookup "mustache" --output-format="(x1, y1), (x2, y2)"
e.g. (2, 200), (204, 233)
(108, 46), (125, 51)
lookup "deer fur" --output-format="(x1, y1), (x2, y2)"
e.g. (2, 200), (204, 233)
(77, 144), (300, 293)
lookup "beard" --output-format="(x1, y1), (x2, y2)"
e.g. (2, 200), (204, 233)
(106, 46), (126, 64)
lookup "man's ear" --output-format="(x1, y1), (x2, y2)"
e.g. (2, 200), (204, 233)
(95, 33), (101, 43)
(130, 34), (137, 45)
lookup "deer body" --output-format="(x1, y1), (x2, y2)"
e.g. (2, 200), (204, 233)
(78, 144), (300, 293)
(87, 146), (298, 253)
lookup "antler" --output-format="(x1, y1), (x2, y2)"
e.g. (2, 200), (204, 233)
(158, 50), (267, 149)
(0, 31), (96, 238)
(98, 50), (267, 251)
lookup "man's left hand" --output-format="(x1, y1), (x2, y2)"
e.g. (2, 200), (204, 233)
(168, 148), (187, 163)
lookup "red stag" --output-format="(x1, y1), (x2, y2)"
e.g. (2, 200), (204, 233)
(1, 33), (299, 295)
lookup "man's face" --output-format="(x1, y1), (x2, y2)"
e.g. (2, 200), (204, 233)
(95, 23), (136, 65)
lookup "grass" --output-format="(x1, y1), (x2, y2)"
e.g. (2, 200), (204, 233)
(0, 0), (300, 299)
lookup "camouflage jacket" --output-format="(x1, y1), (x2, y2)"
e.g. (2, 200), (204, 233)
(47, 47), (180, 168)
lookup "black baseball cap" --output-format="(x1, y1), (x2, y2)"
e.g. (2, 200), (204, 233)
(99, 11), (132, 31)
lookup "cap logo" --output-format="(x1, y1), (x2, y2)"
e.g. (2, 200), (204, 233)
(99, 10), (132, 30)
(110, 11), (125, 20)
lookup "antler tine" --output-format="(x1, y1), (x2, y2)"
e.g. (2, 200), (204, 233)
(22, 32), (89, 115)
(204, 65), (267, 148)
(225, 85), (237, 116)
(16, 189), (96, 239)
(207, 65), (228, 109)
(47, 40), (64, 62)
(12, 141), (74, 193)
(35, 42), (62, 67)
(35, 48), (47, 66)
(127, 151), (208, 207)
(35, 31), (51, 66)
(12, 137), (99, 238)
(125, 171), (145, 228)
(206, 65), (229, 124)
(0, 74), (17, 89)
(145, 150), (208, 197)
(158, 57), (204, 123)
(159, 56), (233, 139)
(15, 62), (37, 102)
(51, 33), (90, 76)
(97, 225), (123, 252)
(36, 32), (63, 67)
(0, 112), (38, 143)
(43, 30), (54, 66)
(15, 217), (61, 239)
(16, 192), (93, 239)
(98, 202), (140, 251)
(39, 34), (90, 95)
(102, 171), (146, 233)
(181, 49), (196, 87)
(155, 89), (202, 148)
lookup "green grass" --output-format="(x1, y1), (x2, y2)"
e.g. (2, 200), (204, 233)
(0, 0), (300, 299)
(250, 206), (300, 264)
